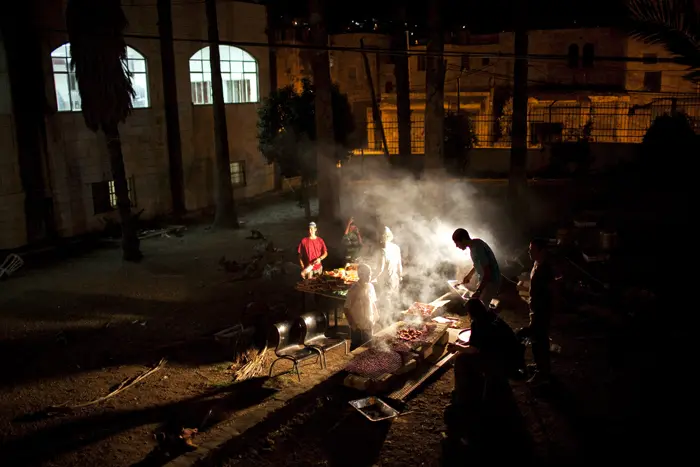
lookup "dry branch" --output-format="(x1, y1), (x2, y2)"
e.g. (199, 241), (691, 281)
(48, 358), (167, 413)
(233, 346), (269, 382)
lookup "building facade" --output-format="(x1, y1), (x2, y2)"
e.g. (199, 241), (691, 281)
(275, 26), (700, 155)
(0, 0), (274, 251)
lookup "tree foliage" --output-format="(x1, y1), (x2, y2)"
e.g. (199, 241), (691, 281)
(627, 0), (700, 83)
(66, 0), (135, 131)
(257, 78), (355, 180)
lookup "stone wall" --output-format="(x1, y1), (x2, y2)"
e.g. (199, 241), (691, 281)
(0, 0), (273, 247)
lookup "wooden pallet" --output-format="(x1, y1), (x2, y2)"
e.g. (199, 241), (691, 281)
(387, 350), (458, 402)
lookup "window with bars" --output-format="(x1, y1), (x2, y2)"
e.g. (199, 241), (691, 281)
(189, 46), (259, 105)
(643, 71), (662, 92)
(230, 161), (246, 188)
(51, 43), (150, 112)
(92, 178), (134, 214)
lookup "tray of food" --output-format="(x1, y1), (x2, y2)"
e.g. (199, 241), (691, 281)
(404, 302), (438, 318)
(349, 396), (399, 422)
(395, 322), (437, 343)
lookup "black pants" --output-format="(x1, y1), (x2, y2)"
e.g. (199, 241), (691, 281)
(446, 352), (511, 439)
(350, 329), (371, 350)
(516, 323), (550, 376)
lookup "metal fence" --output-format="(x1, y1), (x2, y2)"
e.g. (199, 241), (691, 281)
(359, 97), (700, 154)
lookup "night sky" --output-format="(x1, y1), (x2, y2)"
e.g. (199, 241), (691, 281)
(270, 0), (629, 33)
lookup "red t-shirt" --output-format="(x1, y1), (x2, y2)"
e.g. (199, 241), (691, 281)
(298, 237), (327, 270)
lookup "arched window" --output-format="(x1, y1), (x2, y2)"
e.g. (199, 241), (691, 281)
(189, 46), (259, 105)
(50, 43), (150, 112)
(567, 44), (579, 68)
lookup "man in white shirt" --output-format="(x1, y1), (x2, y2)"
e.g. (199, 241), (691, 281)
(374, 226), (403, 315)
(344, 264), (378, 350)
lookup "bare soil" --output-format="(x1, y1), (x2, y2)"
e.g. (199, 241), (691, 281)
(0, 194), (333, 467)
(0, 185), (684, 467)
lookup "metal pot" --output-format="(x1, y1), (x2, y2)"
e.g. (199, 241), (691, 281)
(599, 230), (618, 251)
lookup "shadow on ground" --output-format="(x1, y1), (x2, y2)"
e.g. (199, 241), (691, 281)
(0, 289), (301, 388)
(1, 377), (276, 466)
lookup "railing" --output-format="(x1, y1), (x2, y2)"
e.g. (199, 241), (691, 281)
(356, 97), (700, 154)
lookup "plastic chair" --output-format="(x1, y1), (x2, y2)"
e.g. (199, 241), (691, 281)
(301, 312), (349, 369)
(268, 320), (322, 381)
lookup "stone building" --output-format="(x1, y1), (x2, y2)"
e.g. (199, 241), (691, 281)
(1, 0), (274, 251)
(276, 26), (700, 154)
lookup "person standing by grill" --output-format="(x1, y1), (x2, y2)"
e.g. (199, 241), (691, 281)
(517, 238), (556, 385)
(374, 226), (403, 315)
(344, 264), (378, 350)
(342, 216), (364, 263)
(444, 299), (525, 448)
(298, 222), (328, 279)
(452, 228), (501, 310)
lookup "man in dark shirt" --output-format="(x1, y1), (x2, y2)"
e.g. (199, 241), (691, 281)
(444, 299), (525, 447)
(517, 238), (555, 384)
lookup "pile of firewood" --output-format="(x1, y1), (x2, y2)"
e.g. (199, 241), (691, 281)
(232, 345), (269, 382)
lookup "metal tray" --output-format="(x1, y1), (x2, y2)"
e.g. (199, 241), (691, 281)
(349, 396), (399, 422)
(447, 280), (473, 299)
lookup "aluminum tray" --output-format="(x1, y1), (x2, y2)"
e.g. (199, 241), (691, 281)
(447, 280), (473, 299)
(349, 396), (399, 422)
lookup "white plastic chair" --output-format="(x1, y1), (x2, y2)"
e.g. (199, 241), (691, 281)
(0, 254), (24, 279)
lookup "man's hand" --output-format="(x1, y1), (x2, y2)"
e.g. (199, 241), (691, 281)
(313, 258), (321, 265)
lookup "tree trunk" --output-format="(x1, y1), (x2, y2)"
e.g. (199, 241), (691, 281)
(205, 0), (239, 229)
(509, 1), (529, 228)
(424, 0), (446, 172)
(265, 3), (283, 191)
(2, 3), (55, 243)
(301, 176), (312, 220)
(157, 0), (186, 217)
(309, 0), (337, 222)
(393, 5), (412, 170)
(104, 123), (141, 262)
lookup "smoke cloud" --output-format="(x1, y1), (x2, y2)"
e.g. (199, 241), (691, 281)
(339, 160), (516, 325)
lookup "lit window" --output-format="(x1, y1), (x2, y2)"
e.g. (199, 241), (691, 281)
(189, 46), (259, 105)
(91, 178), (134, 214)
(230, 161), (246, 187)
(51, 43), (150, 112)
(108, 179), (134, 208)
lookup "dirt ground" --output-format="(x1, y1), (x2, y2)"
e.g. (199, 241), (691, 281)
(209, 302), (654, 467)
(0, 194), (336, 467)
(0, 186), (684, 467)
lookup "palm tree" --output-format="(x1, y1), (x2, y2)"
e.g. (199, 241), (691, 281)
(627, 0), (700, 83)
(66, 0), (142, 261)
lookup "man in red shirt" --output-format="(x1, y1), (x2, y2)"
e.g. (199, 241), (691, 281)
(298, 222), (328, 279)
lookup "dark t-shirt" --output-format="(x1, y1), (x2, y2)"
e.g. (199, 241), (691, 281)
(529, 259), (554, 327)
(470, 315), (522, 372)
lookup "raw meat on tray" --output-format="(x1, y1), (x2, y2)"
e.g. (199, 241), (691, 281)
(344, 349), (403, 379)
(406, 302), (436, 317)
